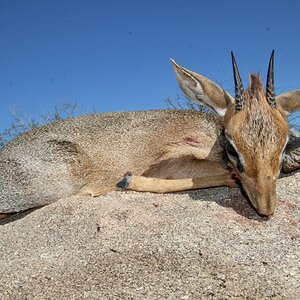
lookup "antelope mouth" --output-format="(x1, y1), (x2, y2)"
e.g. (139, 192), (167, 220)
(245, 190), (276, 217)
(238, 176), (277, 217)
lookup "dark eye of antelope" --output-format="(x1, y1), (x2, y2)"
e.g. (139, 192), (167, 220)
(225, 141), (244, 173)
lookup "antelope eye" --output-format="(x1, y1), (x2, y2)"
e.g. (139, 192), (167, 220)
(226, 142), (238, 158)
(225, 141), (244, 173)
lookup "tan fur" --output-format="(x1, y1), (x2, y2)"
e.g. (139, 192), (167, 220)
(167, 59), (300, 216)
(1, 58), (300, 218)
(0, 110), (228, 214)
(224, 76), (289, 215)
(277, 89), (300, 113)
(126, 173), (236, 193)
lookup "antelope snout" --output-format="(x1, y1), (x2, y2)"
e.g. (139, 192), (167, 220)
(249, 193), (276, 217)
(242, 177), (277, 217)
(256, 199), (276, 217)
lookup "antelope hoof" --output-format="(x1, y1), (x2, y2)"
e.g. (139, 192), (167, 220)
(116, 172), (133, 189)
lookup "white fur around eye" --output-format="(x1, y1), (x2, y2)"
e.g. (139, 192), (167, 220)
(225, 135), (246, 167)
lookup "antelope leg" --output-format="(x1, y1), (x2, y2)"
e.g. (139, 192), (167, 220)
(116, 173), (236, 193)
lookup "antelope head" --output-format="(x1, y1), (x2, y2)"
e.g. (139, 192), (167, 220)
(172, 52), (300, 216)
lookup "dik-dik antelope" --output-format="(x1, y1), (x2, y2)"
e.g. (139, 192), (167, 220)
(0, 51), (300, 219)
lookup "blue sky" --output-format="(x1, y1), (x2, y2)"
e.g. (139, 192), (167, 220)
(1, 0), (300, 132)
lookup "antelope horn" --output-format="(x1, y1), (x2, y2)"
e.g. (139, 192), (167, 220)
(266, 50), (276, 108)
(231, 51), (244, 111)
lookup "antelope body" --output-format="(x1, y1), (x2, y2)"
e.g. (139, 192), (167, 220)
(1, 51), (300, 218)
(0, 110), (234, 213)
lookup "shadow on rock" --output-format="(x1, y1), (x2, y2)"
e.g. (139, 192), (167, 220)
(0, 207), (40, 225)
(185, 186), (265, 221)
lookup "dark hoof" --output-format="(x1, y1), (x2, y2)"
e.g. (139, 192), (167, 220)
(116, 172), (132, 189)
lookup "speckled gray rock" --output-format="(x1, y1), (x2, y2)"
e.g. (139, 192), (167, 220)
(0, 171), (299, 299)
(283, 134), (300, 172)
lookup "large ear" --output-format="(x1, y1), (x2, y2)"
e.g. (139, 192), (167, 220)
(171, 59), (234, 117)
(276, 90), (300, 114)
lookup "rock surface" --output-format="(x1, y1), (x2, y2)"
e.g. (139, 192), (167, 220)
(0, 172), (299, 299)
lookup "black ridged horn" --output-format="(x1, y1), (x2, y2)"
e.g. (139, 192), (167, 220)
(266, 50), (276, 108)
(231, 51), (244, 111)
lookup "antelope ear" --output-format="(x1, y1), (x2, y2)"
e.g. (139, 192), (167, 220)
(171, 59), (234, 117)
(276, 89), (300, 114)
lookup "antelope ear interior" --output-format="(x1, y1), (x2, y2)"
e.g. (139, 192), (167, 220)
(171, 59), (234, 116)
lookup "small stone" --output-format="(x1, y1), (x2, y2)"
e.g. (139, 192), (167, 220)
(216, 273), (226, 281)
